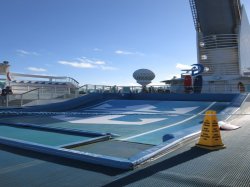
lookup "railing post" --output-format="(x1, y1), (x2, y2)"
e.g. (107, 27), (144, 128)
(38, 88), (40, 100)
(86, 85), (88, 93)
(42, 87), (44, 99)
(54, 86), (56, 98)
(6, 95), (9, 107)
(68, 87), (70, 95)
(51, 87), (53, 99)
(20, 94), (23, 107)
(75, 88), (78, 98)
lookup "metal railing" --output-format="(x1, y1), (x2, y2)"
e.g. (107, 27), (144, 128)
(200, 34), (238, 49)
(1, 86), (79, 107)
(10, 73), (79, 88)
(76, 84), (248, 95)
(76, 84), (171, 95)
(11, 84), (76, 98)
(1, 83), (248, 108)
(0, 88), (40, 107)
(166, 83), (247, 94)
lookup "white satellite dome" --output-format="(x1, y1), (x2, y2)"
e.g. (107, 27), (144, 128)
(133, 69), (155, 86)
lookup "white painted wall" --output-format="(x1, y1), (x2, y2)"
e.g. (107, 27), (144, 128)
(239, 6), (250, 76)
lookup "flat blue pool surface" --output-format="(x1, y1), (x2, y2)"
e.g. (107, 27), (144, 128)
(0, 125), (92, 146)
(0, 100), (230, 145)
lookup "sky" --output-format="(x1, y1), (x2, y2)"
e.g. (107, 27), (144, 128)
(1, 0), (250, 86)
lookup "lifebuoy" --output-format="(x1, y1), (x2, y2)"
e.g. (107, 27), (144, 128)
(7, 72), (12, 81)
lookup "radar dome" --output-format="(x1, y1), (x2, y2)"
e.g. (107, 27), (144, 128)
(133, 69), (155, 86)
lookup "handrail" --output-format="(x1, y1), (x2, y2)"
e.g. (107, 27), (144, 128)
(67, 77), (79, 85)
(19, 88), (40, 106)
(19, 88), (40, 96)
(74, 83), (250, 94)
(1, 82), (249, 108)
(3, 88), (41, 107)
(11, 72), (69, 79)
(200, 34), (238, 49)
(77, 84), (88, 89)
(10, 72), (79, 88)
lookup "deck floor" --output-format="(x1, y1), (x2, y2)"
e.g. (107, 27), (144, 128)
(0, 113), (250, 186)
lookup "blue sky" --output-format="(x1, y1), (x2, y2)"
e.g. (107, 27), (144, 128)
(1, 0), (250, 86)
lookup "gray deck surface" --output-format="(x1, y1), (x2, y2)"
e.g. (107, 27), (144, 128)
(1, 114), (250, 187)
(70, 140), (153, 158)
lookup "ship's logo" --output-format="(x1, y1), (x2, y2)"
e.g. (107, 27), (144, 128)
(191, 64), (204, 76)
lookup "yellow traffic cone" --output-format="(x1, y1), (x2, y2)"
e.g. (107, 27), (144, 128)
(196, 110), (225, 150)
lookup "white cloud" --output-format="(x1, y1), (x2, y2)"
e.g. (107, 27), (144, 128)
(115, 50), (144, 56)
(115, 50), (133, 55)
(95, 61), (106, 65)
(176, 63), (192, 70)
(17, 49), (39, 56)
(58, 57), (117, 71)
(27, 67), (47, 72)
(58, 61), (95, 68)
(76, 57), (105, 65)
